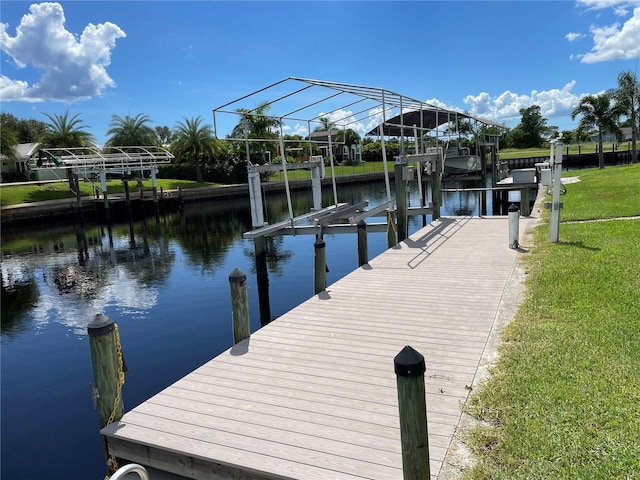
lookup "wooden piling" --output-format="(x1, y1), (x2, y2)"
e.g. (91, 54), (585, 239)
(394, 345), (430, 480)
(357, 220), (368, 267)
(229, 268), (250, 344)
(88, 313), (125, 429)
(254, 236), (272, 326)
(386, 210), (397, 248)
(394, 162), (408, 243)
(520, 188), (531, 217)
(314, 237), (326, 294)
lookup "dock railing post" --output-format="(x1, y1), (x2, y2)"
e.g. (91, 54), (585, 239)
(229, 268), (250, 344)
(314, 236), (327, 294)
(394, 346), (430, 480)
(357, 220), (368, 266)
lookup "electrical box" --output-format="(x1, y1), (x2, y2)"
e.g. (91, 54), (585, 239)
(511, 168), (536, 184)
(540, 168), (552, 186)
(402, 166), (414, 181)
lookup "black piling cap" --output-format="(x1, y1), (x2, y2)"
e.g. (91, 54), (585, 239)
(394, 345), (426, 377)
(314, 238), (326, 249)
(87, 313), (115, 337)
(508, 204), (520, 213)
(229, 267), (247, 283)
(357, 220), (367, 229)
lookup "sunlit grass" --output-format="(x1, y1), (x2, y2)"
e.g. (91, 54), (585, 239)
(463, 164), (640, 479)
(0, 179), (214, 207)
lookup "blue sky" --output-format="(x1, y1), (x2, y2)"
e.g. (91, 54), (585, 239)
(1, 1), (639, 145)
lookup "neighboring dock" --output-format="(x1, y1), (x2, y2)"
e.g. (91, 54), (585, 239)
(103, 214), (535, 479)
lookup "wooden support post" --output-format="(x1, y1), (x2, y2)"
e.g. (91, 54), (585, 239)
(100, 170), (111, 225)
(88, 313), (125, 429)
(432, 156), (442, 220)
(520, 188), (531, 217)
(229, 268), (250, 345)
(88, 313), (127, 476)
(314, 237), (326, 294)
(254, 236), (272, 326)
(357, 220), (368, 267)
(386, 210), (397, 248)
(394, 346), (430, 480)
(394, 162), (408, 242)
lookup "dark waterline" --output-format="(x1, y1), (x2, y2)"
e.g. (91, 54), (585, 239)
(1, 180), (489, 479)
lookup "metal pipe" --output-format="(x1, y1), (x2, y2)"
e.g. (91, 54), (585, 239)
(109, 463), (149, 480)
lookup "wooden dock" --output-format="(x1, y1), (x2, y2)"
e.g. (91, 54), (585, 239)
(103, 216), (531, 479)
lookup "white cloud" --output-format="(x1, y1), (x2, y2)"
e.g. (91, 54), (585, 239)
(462, 81), (583, 124)
(566, 32), (585, 41)
(571, 2), (640, 63)
(580, 7), (640, 62)
(317, 109), (367, 135)
(0, 2), (125, 102)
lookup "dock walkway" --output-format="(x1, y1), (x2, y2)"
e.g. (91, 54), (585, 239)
(104, 215), (535, 480)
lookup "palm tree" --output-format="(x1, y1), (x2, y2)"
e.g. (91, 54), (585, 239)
(313, 116), (336, 133)
(155, 125), (172, 145)
(39, 111), (96, 148)
(611, 70), (639, 164)
(171, 116), (218, 183)
(105, 113), (158, 147)
(231, 102), (281, 164)
(571, 94), (620, 169)
(0, 124), (19, 162)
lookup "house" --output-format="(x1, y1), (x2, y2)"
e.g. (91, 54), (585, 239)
(589, 126), (632, 143)
(306, 130), (361, 163)
(1, 142), (39, 182)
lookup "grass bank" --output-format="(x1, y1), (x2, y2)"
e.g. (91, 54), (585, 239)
(463, 163), (640, 479)
(0, 179), (214, 207)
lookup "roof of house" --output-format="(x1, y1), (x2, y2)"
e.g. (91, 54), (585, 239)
(15, 143), (40, 158)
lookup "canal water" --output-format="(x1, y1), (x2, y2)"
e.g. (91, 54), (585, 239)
(1, 179), (489, 479)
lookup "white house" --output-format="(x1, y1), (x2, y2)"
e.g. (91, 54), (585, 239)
(589, 126), (633, 143)
(1, 142), (39, 182)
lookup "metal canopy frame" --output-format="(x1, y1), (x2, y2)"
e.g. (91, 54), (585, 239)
(212, 76), (502, 144)
(30, 146), (174, 175)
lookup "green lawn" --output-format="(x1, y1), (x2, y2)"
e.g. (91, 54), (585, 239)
(463, 163), (640, 479)
(0, 179), (214, 207)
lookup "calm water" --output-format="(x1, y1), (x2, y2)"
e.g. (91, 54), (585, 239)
(1, 179), (486, 479)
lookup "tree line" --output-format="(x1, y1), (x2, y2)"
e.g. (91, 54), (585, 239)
(1, 70), (637, 182)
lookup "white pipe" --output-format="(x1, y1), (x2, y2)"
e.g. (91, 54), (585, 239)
(327, 133), (338, 207)
(379, 124), (392, 204)
(279, 136), (295, 226)
(549, 141), (564, 243)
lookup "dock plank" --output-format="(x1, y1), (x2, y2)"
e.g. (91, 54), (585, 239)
(102, 216), (526, 479)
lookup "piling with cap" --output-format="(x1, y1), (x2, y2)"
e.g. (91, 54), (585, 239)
(88, 313), (125, 429)
(229, 268), (250, 344)
(394, 346), (430, 480)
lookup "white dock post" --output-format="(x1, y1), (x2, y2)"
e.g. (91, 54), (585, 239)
(248, 168), (264, 227)
(549, 141), (564, 243)
(310, 161), (322, 211)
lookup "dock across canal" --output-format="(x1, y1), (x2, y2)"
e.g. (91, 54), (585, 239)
(103, 215), (533, 479)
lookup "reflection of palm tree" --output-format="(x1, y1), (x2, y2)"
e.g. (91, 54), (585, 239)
(243, 236), (293, 277)
(171, 116), (218, 183)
